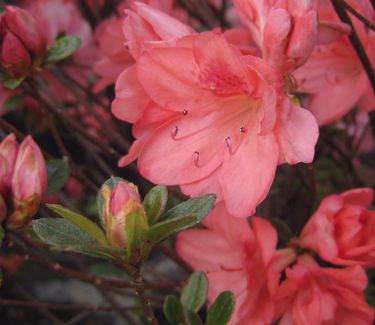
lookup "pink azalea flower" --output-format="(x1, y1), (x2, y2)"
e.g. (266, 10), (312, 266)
(177, 203), (296, 324)
(232, 0), (319, 74)
(299, 188), (375, 268)
(114, 31), (318, 217)
(294, 0), (375, 125)
(274, 255), (374, 324)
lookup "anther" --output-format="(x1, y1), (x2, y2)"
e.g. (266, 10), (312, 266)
(182, 109), (188, 115)
(225, 137), (234, 155)
(194, 151), (200, 167)
(240, 126), (247, 133)
(171, 126), (178, 139)
(209, 83), (216, 91)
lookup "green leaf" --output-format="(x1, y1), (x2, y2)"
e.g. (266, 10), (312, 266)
(46, 204), (107, 245)
(185, 310), (203, 325)
(4, 95), (23, 113)
(46, 158), (70, 194)
(146, 214), (197, 244)
(181, 272), (208, 313)
(163, 295), (185, 325)
(3, 77), (25, 90)
(206, 291), (235, 325)
(33, 218), (105, 257)
(162, 194), (216, 222)
(143, 185), (168, 225)
(45, 35), (81, 64)
(125, 212), (148, 264)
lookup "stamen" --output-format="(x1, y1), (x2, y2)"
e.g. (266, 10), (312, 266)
(171, 126), (178, 139)
(240, 126), (247, 133)
(194, 151), (200, 167)
(209, 83), (216, 91)
(182, 109), (188, 115)
(225, 137), (234, 155)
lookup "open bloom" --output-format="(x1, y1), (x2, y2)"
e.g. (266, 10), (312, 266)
(294, 0), (375, 125)
(114, 31), (318, 218)
(232, 0), (318, 74)
(0, 6), (46, 78)
(274, 255), (374, 324)
(177, 203), (296, 324)
(299, 188), (375, 268)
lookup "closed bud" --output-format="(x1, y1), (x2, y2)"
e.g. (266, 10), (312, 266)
(0, 133), (19, 199)
(7, 136), (47, 229)
(99, 178), (147, 248)
(0, 6), (46, 78)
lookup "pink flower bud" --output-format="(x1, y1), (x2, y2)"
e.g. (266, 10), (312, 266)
(100, 179), (147, 248)
(7, 136), (47, 229)
(0, 133), (19, 198)
(0, 6), (46, 78)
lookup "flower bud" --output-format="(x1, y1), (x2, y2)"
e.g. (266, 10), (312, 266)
(0, 6), (46, 78)
(0, 133), (19, 199)
(99, 179), (147, 248)
(7, 136), (47, 229)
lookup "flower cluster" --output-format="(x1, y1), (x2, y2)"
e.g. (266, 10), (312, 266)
(177, 190), (375, 324)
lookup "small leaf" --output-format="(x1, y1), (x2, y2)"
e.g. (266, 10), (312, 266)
(146, 214), (197, 244)
(162, 194), (216, 222)
(46, 158), (70, 194)
(181, 272), (208, 313)
(33, 218), (105, 257)
(46, 204), (107, 245)
(4, 95), (23, 113)
(45, 35), (81, 64)
(143, 185), (168, 225)
(206, 291), (235, 325)
(3, 77), (25, 90)
(185, 310), (203, 325)
(163, 295), (185, 325)
(125, 212), (148, 264)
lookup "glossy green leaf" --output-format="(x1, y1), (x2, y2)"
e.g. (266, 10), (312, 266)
(185, 310), (203, 325)
(46, 158), (70, 194)
(45, 35), (81, 63)
(181, 272), (208, 313)
(206, 291), (235, 325)
(143, 185), (168, 225)
(125, 212), (148, 264)
(162, 194), (216, 222)
(33, 218), (98, 252)
(146, 214), (197, 244)
(46, 204), (107, 245)
(163, 295), (185, 325)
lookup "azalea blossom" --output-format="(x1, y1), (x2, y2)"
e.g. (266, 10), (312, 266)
(114, 30), (318, 217)
(177, 203), (296, 324)
(274, 255), (374, 324)
(232, 0), (319, 74)
(299, 188), (375, 268)
(294, 0), (375, 125)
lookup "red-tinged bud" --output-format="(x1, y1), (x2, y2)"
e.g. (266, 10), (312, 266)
(0, 194), (7, 223)
(99, 179), (147, 248)
(0, 6), (46, 78)
(7, 136), (47, 230)
(0, 133), (19, 199)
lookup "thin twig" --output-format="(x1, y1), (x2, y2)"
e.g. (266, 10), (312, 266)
(331, 0), (375, 92)
(342, 0), (375, 31)
(0, 298), (142, 311)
